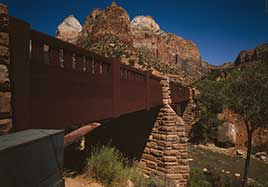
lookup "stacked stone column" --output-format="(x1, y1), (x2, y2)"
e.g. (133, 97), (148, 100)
(0, 3), (12, 135)
(140, 79), (189, 187)
(182, 88), (199, 136)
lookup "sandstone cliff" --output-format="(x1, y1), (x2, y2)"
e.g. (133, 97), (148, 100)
(130, 15), (209, 84)
(235, 43), (268, 65)
(56, 2), (210, 85)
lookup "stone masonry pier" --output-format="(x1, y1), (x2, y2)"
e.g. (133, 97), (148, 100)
(140, 79), (189, 187)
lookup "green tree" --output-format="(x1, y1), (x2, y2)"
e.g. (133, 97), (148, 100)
(190, 79), (227, 144)
(224, 61), (268, 187)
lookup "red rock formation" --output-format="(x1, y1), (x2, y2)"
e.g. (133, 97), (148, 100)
(83, 2), (133, 44)
(56, 2), (211, 84)
(235, 43), (268, 65)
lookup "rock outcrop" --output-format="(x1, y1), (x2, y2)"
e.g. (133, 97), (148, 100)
(131, 16), (160, 32)
(56, 2), (210, 85)
(82, 2), (133, 43)
(56, 15), (82, 44)
(131, 15), (207, 84)
(235, 43), (268, 65)
(216, 122), (237, 148)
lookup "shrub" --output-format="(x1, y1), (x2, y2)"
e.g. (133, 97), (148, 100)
(128, 167), (149, 187)
(85, 145), (130, 186)
(190, 168), (239, 187)
(190, 79), (228, 144)
(146, 175), (175, 187)
(85, 145), (174, 187)
(190, 168), (212, 187)
(189, 111), (223, 144)
(130, 169), (174, 187)
(129, 58), (135, 66)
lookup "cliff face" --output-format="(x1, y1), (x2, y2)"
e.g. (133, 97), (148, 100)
(78, 2), (137, 61)
(56, 2), (210, 84)
(235, 43), (268, 65)
(131, 16), (201, 65)
(130, 16), (208, 84)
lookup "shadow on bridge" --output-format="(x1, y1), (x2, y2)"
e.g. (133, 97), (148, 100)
(64, 107), (160, 171)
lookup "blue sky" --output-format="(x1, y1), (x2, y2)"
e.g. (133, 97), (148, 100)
(4, 0), (268, 65)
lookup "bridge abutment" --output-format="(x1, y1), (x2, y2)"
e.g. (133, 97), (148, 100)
(139, 79), (189, 187)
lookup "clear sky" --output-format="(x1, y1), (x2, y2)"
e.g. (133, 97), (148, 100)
(4, 0), (268, 65)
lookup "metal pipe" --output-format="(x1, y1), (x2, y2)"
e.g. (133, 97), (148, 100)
(64, 123), (101, 147)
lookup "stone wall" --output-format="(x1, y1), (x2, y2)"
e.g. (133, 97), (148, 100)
(140, 79), (189, 187)
(0, 3), (12, 135)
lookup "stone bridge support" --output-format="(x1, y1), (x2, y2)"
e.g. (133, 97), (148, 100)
(0, 3), (12, 135)
(140, 79), (189, 187)
(182, 89), (199, 136)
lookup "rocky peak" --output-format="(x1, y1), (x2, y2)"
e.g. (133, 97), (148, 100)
(56, 2), (211, 85)
(82, 8), (104, 37)
(56, 15), (82, 44)
(131, 16), (160, 32)
(235, 43), (268, 65)
(82, 2), (132, 43)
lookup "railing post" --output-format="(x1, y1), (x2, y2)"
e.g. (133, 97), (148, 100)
(112, 59), (120, 118)
(9, 17), (31, 131)
(146, 70), (152, 110)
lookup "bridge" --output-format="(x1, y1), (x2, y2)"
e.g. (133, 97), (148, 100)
(0, 6), (192, 186)
(8, 17), (191, 131)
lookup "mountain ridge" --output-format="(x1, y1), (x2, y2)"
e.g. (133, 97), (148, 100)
(56, 2), (211, 85)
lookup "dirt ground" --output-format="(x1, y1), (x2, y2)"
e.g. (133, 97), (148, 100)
(65, 176), (103, 187)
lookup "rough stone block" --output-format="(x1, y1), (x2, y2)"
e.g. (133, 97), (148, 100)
(151, 149), (163, 157)
(158, 167), (169, 173)
(0, 15), (8, 30)
(178, 160), (188, 166)
(142, 154), (156, 162)
(0, 64), (9, 85)
(158, 140), (172, 147)
(0, 91), (11, 113)
(166, 135), (179, 141)
(147, 141), (157, 149)
(163, 156), (177, 162)
(146, 161), (157, 169)
(143, 147), (150, 154)
(159, 126), (174, 132)
(0, 32), (8, 47)
(0, 3), (8, 14)
(164, 150), (179, 156)
(152, 133), (160, 140)
(162, 115), (176, 121)
(162, 99), (170, 105)
(0, 46), (8, 60)
(163, 161), (179, 166)
(0, 118), (12, 135)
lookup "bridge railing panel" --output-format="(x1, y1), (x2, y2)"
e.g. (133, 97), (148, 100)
(119, 64), (147, 114)
(29, 30), (114, 129)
